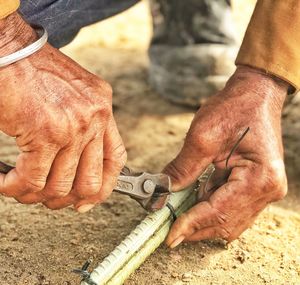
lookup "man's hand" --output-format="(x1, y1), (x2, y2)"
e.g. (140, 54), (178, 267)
(0, 13), (126, 212)
(164, 66), (288, 248)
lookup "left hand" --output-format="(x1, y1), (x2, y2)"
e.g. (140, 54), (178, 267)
(0, 13), (127, 212)
(164, 66), (289, 248)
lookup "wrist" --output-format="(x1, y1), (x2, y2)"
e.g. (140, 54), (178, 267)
(234, 65), (288, 110)
(0, 13), (37, 57)
(236, 65), (290, 93)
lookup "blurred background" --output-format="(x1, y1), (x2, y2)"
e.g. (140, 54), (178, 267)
(0, 1), (299, 284)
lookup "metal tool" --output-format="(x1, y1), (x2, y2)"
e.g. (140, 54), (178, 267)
(115, 166), (171, 211)
(0, 161), (171, 212)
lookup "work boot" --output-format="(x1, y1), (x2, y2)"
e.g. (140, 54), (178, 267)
(149, 0), (238, 107)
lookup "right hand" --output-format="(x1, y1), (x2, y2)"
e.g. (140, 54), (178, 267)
(164, 66), (288, 247)
(0, 13), (127, 212)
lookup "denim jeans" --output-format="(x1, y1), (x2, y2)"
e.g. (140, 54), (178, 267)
(19, 0), (140, 48)
(150, 0), (235, 45)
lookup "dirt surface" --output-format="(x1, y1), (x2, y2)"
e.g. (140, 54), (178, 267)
(0, 2), (300, 285)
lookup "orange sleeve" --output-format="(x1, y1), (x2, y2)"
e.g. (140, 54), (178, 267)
(236, 0), (300, 89)
(0, 0), (20, 19)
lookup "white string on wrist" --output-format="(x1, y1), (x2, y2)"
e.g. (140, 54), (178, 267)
(0, 24), (48, 68)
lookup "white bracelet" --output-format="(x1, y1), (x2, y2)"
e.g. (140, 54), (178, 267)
(0, 24), (48, 68)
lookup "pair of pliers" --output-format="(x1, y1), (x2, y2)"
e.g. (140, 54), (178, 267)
(114, 166), (172, 211)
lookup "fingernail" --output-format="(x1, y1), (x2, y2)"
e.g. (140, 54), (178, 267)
(77, 204), (94, 213)
(169, 235), (185, 249)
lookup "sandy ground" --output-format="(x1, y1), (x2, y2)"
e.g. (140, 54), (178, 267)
(0, 1), (300, 285)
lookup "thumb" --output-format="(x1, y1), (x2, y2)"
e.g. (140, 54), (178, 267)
(163, 143), (212, 191)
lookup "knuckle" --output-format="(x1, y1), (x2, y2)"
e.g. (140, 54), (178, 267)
(84, 75), (112, 99)
(86, 84), (113, 122)
(186, 127), (212, 151)
(272, 182), (287, 201)
(90, 101), (112, 125)
(165, 160), (193, 183)
(98, 104), (111, 121)
(214, 209), (229, 225)
(74, 113), (90, 134)
(113, 144), (127, 167)
(99, 81), (113, 99)
(43, 182), (72, 198)
(44, 190), (69, 199)
(218, 227), (231, 240)
(188, 218), (202, 232)
(23, 178), (46, 193)
(91, 79), (113, 106)
(264, 160), (287, 201)
(186, 129), (201, 149)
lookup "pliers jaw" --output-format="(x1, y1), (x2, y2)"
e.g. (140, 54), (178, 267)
(115, 167), (172, 212)
(139, 173), (171, 211)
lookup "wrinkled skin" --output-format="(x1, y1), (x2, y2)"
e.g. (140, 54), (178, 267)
(0, 13), (289, 245)
(0, 14), (127, 212)
(164, 66), (289, 247)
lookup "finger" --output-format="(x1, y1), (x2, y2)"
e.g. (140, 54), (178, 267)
(74, 118), (126, 212)
(43, 136), (104, 210)
(0, 147), (58, 198)
(42, 194), (78, 210)
(166, 201), (220, 247)
(163, 140), (212, 191)
(72, 136), (104, 198)
(73, 159), (120, 213)
(226, 207), (263, 242)
(186, 210), (261, 243)
(191, 169), (264, 243)
(186, 226), (229, 242)
(19, 144), (82, 204)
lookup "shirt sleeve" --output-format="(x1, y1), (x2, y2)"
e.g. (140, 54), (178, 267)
(236, 0), (300, 89)
(0, 0), (20, 19)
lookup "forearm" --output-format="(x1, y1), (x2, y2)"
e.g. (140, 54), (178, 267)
(0, 13), (36, 57)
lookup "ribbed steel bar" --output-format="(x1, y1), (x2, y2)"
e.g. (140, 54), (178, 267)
(106, 192), (197, 285)
(81, 187), (197, 285)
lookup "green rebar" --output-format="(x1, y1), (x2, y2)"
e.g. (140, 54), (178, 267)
(80, 188), (197, 285)
(81, 164), (215, 285)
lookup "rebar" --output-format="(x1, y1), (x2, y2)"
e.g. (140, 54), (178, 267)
(80, 185), (198, 285)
